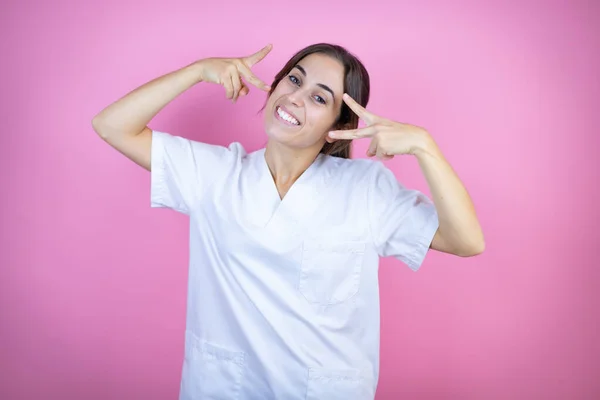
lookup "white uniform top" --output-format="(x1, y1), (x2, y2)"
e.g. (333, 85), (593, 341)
(150, 130), (439, 400)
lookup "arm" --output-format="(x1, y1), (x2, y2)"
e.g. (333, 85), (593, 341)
(92, 62), (205, 171)
(414, 139), (485, 257)
(91, 44), (273, 171)
(329, 93), (485, 258)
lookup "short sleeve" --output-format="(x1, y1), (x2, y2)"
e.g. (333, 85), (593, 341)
(150, 130), (239, 215)
(368, 163), (439, 271)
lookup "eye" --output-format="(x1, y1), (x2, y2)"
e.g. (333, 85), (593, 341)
(314, 95), (326, 105)
(288, 75), (300, 85)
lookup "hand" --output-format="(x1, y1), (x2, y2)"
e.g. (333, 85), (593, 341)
(196, 44), (273, 103)
(328, 93), (434, 160)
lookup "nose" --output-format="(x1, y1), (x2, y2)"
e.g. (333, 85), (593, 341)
(286, 87), (306, 107)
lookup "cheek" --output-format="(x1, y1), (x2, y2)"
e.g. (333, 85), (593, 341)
(266, 96), (277, 112)
(300, 110), (332, 141)
(308, 106), (337, 130)
(271, 80), (292, 97)
(265, 87), (288, 112)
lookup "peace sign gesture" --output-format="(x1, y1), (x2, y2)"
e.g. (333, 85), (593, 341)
(196, 44), (273, 103)
(328, 93), (433, 159)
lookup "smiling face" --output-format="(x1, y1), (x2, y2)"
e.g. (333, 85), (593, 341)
(263, 53), (346, 153)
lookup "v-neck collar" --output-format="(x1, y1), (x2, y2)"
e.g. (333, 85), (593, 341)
(251, 148), (332, 230)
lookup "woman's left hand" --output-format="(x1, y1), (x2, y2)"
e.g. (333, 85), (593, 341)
(330, 94), (485, 257)
(328, 93), (434, 160)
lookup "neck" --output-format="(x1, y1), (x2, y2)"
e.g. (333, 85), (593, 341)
(264, 140), (321, 197)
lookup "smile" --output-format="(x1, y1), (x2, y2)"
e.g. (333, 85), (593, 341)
(275, 106), (301, 126)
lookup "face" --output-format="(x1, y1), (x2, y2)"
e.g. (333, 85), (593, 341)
(263, 53), (345, 152)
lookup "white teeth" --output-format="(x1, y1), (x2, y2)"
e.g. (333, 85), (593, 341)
(277, 107), (300, 125)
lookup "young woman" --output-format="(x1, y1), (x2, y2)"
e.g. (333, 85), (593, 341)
(92, 42), (484, 400)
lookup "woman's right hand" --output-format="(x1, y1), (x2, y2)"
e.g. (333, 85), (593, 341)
(196, 44), (273, 103)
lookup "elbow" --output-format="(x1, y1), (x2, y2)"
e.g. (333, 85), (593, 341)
(91, 116), (111, 141)
(432, 227), (485, 257)
(458, 236), (485, 257)
(91, 116), (103, 136)
(463, 241), (485, 257)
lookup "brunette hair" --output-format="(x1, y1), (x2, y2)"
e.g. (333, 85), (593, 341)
(267, 43), (370, 159)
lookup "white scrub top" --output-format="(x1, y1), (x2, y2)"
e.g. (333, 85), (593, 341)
(150, 130), (439, 400)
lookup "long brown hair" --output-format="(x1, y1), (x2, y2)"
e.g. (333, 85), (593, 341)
(266, 43), (370, 159)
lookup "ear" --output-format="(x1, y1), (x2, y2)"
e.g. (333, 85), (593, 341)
(325, 122), (352, 143)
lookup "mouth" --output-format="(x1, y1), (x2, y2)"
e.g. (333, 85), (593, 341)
(275, 105), (302, 127)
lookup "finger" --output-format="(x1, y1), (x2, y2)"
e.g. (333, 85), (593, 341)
(342, 93), (376, 123)
(240, 85), (249, 97)
(328, 125), (378, 140)
(244, 44), (273, 67)
(378, 149), (394, 161)
(231, 71), (242, 102)
(223, 75), (234, 100)
(366, 139), (391, 160)
(238, 63), (271, 91)
(366, 138), (378, 157)
(375, 143), (393, 160)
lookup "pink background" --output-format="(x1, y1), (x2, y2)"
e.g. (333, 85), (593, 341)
(1, 0), (598, 399)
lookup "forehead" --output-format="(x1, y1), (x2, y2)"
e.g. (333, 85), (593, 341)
(295, 53), (345, 94)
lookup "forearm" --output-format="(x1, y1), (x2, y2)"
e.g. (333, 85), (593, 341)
(415, 137), (485, 255)
(92, 62), (204, 139)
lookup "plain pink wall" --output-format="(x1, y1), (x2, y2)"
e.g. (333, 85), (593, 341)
(1, 0), (598, 399)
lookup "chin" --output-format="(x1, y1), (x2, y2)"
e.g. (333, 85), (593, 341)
(264, 124), (294, 145)
(264, 111), (301, 142)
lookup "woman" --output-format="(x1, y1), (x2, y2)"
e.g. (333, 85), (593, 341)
(92, 42), (484, 400)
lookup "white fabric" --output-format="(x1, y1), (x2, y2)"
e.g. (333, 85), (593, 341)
(150, 130), (439, 400)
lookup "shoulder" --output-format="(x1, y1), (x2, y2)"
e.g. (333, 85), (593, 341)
(322, 154), (392, 187)
(152, 130), (248, 165)
(322, 155), (421, 208)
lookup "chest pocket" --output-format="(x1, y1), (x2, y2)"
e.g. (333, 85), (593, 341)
(298, 240), (366, 306)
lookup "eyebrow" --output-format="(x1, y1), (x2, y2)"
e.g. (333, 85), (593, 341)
(293, 65), (336, 99)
